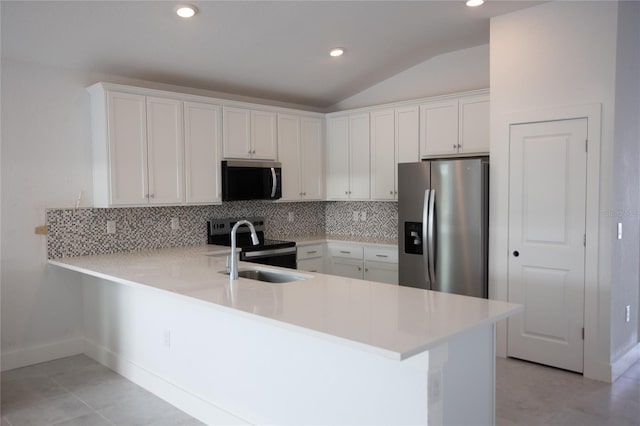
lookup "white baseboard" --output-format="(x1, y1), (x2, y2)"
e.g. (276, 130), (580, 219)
(83, 339), (248, 426)
(1, 337), (84, 371)
(612, 342), (640, 382)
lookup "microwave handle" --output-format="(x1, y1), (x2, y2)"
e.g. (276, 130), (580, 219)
(270, 167), (277, 198)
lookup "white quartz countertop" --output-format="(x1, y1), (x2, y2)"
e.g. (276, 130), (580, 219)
(49, 245), (521, 361)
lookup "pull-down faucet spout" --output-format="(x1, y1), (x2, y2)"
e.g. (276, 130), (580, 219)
(229, 220), (259, 280)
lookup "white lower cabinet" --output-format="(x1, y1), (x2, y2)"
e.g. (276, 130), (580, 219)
(297, 243), (325, 273)
(331, 258), (364, 280)
(325, 243), (398, 284)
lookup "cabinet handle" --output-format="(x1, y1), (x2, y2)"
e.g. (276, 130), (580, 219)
(149, 194), (155, 198)
(375, 254), (388, 258)
(345, 191), (349, 195)
(349, 191), (352, 195)
(453, 144), (457, 149)
(307, 250), (317, 254)
(252, 149), (256, 154)
(248, 150), (252, 154)
(303, 192), (306, 196)
(358, 267), (362, 271)
(365, 268), (368, 272)
(457, 144), (462, 148)
(390, 191), (393, 195)
(339, 250), (351, 254)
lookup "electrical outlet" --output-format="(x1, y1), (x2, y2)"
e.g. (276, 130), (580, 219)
(171, 217), (180, 230)
(106, 220), (116, 234)
(625, 305), (631, 323)
(288, 212), (295, 222)
(428, 370), (443, 404)
(360, 211), (367, 221)
(353, 211), (359, 221)
(164, 329), (171, 348)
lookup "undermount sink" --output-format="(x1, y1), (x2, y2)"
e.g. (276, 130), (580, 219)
(221, 268), (310, 283)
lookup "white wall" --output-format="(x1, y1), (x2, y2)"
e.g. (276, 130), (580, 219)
(0, 59), (324, 370)
(490, 1), (638, 381)
(328, 44), (489, 112)
(611, 0), (640, 359)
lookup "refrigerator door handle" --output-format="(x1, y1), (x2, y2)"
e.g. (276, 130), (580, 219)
(427, 189), (436, 285)
(422, 189), (431, 285)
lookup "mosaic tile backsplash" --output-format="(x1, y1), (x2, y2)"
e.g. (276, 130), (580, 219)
(46, 201), (397, 259)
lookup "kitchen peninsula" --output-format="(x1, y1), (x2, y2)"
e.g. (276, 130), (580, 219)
(50, 245), (521, 425)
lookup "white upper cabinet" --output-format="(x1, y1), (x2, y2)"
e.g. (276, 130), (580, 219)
(88, 83), (226, 207)
(420, 99), (459, 157)
(277, 114), (302, 201)
(326, 115), (350, 200)
(299, 117), (324, 200)
(223, 106), (277, 160)
(327, 113), (370, 200)
(251, 110), (278, 160)
(146, 97), (184, 205)
(184, 102), (222, 204)
(349, 113), (371, 200)
(458, 94), (490, 155)
(370, 109), (396, 200)
(420, 91), (489, 158)
(95, 91), (184, 207)
(370, 106), (420, 201)
(278, 114), (324, 201)
(104, 91), (149, 206)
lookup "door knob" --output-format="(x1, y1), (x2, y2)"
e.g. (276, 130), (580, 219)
(513, 251), (520, 257)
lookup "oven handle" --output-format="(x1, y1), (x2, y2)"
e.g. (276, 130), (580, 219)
(242, 246), (297, 259)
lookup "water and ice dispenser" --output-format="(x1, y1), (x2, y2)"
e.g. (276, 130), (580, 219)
(404, 222), (423, 255)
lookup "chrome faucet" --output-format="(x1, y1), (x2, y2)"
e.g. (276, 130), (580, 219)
(229, 219), (259, 280)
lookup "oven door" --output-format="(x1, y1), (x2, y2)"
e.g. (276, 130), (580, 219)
(241, 246), (297, 269)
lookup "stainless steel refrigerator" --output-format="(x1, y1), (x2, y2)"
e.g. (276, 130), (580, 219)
(398, 157), (489, 298)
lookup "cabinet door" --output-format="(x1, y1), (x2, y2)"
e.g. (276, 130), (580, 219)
(364, 260), (399, 285)
(300, 117), (324, 200)
(222, 107), (251, 159)
(330, 257), (363, 279)
(395, 106), (420, 195)
(326, 116), (350, 199)
(297, 257), (324, 273)
(420, 99), (458, 157)
(184, 102), (221, 204)
(277, 114), (301, 201)
(107, 91), (148, 205)
(459, 94), (490, 155)
(370, 109), (395, 200)
(349, 113), (370, 199)
(146, 97), (184, 205)
(251, 110), (277, 160)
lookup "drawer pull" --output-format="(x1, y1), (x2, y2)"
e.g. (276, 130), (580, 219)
(307, 250), (318, 254)
(375, 254), (389, 258)
(339, 250), (351, 254)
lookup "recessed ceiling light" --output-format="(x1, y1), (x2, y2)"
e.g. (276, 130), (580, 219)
(176, 5), (198, 18)
(466, 0), (484, 6)
(329, 48), (345, 57)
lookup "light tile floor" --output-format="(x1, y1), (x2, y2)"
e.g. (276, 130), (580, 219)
(496, 357), (640, 426)
(1, 354), (639, 425)
(0, 355), (204, 426)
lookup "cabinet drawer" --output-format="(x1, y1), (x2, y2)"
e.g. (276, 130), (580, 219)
(364, 246), (398, 263)
(297, 244), (324, 260)
(328, 245), (363, 260)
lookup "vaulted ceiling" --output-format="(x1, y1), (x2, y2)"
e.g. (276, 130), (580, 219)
(1, 1), (540, 109)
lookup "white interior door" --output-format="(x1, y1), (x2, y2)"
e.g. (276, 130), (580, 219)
(507, 118), (587, 373)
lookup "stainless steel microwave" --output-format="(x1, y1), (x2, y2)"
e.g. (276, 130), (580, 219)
(221, 160), (282, 201)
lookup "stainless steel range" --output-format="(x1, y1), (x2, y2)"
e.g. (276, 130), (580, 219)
(207, 217), (297, 269)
